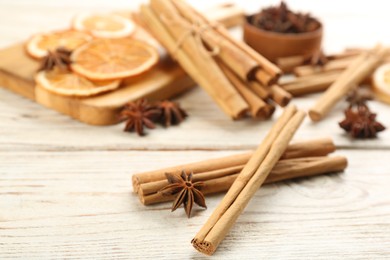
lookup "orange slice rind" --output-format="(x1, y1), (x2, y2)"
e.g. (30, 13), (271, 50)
(26, 30), (92, 59)
(70, 38), (159, 81)
(72, 13), (136, 39)
(372, 63), (390, 104)
(35, 70), (121, 97)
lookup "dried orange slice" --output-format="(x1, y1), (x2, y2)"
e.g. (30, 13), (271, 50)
(72, 13), (135, 38)
(70, 38), (159, 81)
(35, 70), (121, 97)
(372, 63), (390, 104)
(26, 30), (92, 59)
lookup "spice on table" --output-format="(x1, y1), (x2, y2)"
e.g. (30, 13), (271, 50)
(159, 171), (206, 218)
(120, 99), (160, 136)
(249, 1), (321, 34)
(339, 89), (385, 138)
(38, 47), (72, 72)
(345, 88), (373, 107)
(156, 100), (188, 127)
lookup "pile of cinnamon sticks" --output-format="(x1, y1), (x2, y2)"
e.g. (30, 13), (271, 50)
(133, 137), (347, 206)
(279, 47), (389, 98)
(132, 105), (348, 255)
(140, 0), (292, 119)
(191, 105), (308, 255)
(309, 45), (388, 121)
(278, 51), (359, 96)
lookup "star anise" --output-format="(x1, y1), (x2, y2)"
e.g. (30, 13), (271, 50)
(159, 170), (206, 218)
(250, 1), (320, 34)
(120, 99), (161, 136)
(156, 100), (188, 127)
(346, 88), (373, 108)
(339, 105), (385, 138)
(38, 47), (72, 72)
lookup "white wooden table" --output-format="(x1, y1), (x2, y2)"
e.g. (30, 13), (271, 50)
(1, 1), (390, 259)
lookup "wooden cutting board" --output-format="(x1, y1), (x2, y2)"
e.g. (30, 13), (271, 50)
(0, 4), (243, 125)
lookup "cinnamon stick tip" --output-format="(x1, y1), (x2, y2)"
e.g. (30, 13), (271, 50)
(138, 192), (147, 205)
(132, 175), (140, 193)
(191, 239), (215, 256)
(335, 155), (348, 169)
(232, 108), (249, 120)
(257, 104), (276, 119)
(308, 109), (323, 121)
(280, 96), (292, 107)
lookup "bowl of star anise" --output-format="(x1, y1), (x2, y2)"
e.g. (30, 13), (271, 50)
(243, 1), (323, 62)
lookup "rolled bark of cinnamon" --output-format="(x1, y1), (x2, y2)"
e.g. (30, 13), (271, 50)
(141, 1), (248, 119)
(309, 45), (388, 121)
(248, 80), (271, 100)
(139, 156), (348, 205)
(276, 55), (306, 73)
(170, 0), (281, 85)
(293, 55), (358, 77)
(192, 105), (305, 255)
(270, 85), (292, 107)
(281, 71), (340, 96)
(132, 138), (336, 192)
(219, 63), (270, 118)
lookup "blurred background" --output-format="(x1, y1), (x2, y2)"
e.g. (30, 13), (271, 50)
(0, 0), (389, 52)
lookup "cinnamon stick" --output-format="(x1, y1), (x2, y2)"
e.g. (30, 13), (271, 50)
(132, 138), (335, 192)
(270, 85), (292, 107)
(276, 55), (306, 73)
(294, 55), (358, 77)
(141, 2), (248, 119)
(309, 45), (388, 121)
(219, 63), (270, 118)
(192, 105), (305, 255)
(248, 81), (271, 100)
(140, 156), (347, 205)
(171, 0), (281, 85)
(281, 71), (340, 96)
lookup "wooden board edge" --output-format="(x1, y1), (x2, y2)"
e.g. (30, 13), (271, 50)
(0, 69), (35, 100)
(35, 74), (195, 126)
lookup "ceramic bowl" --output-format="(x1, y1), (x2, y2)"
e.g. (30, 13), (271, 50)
(243, 15), (323, 62)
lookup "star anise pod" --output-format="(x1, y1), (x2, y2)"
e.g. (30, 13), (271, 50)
(159, 170), (206, 218)
(156, 100), (188, 127)
(251, 1), (320, 34)
(339, 105), (385, 138)
(120, 99), (161, 136)
(346, 88), (373, 108)
(38, 47), (72, 72)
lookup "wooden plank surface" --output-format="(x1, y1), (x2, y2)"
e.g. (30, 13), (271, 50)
(1, 0), (390, 259)
(1, 150), (389, 259)
(1, 87), (390, 151)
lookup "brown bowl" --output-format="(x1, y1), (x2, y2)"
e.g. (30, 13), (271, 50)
(243, 15), (323, 63)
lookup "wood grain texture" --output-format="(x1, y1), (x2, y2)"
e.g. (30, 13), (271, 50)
(1, 87), (390, 151)
(1, 0), (390, 259)
(1, 150), (390, 259)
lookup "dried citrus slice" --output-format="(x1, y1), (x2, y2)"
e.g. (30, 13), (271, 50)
(35, 70), (120, 97)
(26, 30), (92, 59)
(72, 13), (135, 38)
(70, 38), (159, 81)
(372, 63), (390, 104)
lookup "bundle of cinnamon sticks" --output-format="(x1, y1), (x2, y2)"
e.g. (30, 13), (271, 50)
(309, 45), (388, 121)
(133, 137), (347, 206)
(279, 47), (389, 98)
(140, 0), (291, 119)
(192, 105), (308, 255)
